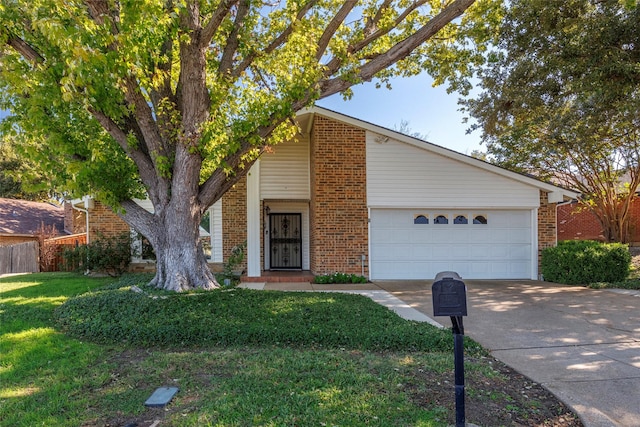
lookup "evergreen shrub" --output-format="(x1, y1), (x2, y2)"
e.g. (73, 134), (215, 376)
(541, 240), (630, 285)
(62, 233), (132, 276)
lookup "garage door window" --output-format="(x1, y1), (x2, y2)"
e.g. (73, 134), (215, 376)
(454, 215), (468, 224)
(473, 215), (488, 225)
(434, 214), (448, 224)
(414, 214), (429, 224)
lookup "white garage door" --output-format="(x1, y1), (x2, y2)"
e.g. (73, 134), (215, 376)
(370, 209), (533, 280)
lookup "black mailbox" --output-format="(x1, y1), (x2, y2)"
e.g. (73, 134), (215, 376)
(432, 271), (467, 317)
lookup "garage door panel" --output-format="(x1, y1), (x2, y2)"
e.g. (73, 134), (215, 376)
(431, 229), (451, 243)
(509, 245), (530, 259)
(371, 228), (394, 242)
(489, 230), (511, 243)
(489, 245), (510, 258)
(371, 244), (397, 260)
(410, 229), (432, 243)
(370, 209), (533, 280)
(394, 229), (413, 243)
(509, 229), (531, 243)
(470, 244), (493, 258)
(410, 244), (433, 258)
(509, 262), (529, 274)
(451, 229), (472, 242)
(430, 245), (453, 260)
(469, 229), (492, 241)
(450, 245), (470, 258)
(469, 262), (490, 275)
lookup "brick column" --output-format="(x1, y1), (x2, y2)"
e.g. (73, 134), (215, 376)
(538, 191), (557, 272)
(310, 115), (368, 276)
(222, 177), (248, 271)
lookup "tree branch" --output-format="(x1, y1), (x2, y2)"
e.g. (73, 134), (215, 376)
(85, 0), (120, 38)
(178, 1), (211, 134)
(201, 0), (240, 47)
(318, 0), (476, 98)
(231, 0), (317, 79)
(323, 0), (429, 75)
(219, 0), (250, 75)
(87, 107), (158, 190)
(198, 117), (283, 208)
(315, 0), (358, 61)
(6, 35), (44, 64)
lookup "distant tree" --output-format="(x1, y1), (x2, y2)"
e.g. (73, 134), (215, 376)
(1, 0), (502, 290)
(463, 0), (640, 242)
(393, 119), (429, 141)
(469, 149), (489, 161)
(0, 135), (49, 201)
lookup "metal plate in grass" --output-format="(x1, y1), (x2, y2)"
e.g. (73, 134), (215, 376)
(144, 387), (179, 408)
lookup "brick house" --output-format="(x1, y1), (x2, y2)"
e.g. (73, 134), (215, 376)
(73, 107), (578, 280)
(557, 199), (640, 243)
(0, 197), (66, 246)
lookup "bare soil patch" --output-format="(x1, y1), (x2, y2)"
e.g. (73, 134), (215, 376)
(408, 355), (582, 427)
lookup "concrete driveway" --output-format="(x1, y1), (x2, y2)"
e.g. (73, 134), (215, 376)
(375, 280), (640, 427)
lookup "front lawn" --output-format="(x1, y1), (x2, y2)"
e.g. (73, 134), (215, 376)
(0, 273), (581, 426)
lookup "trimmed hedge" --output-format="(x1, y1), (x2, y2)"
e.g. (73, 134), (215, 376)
(541, 240), (631, 285)
(314, 272), (368, 284)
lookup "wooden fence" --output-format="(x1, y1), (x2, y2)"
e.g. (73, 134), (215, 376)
(43, 233), (87, 272)
(0, 241), (40, 275)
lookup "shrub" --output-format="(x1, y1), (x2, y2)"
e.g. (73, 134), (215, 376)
(53, 275), (484, 354)
(541, 240), (631, 285)
(215, 241), (246, 287)
(62, 233), (132, 277)
(314, 272), (368, 284)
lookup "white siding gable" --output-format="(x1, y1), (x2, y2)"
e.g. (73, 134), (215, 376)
(260, 137), (310, 200)
(366, 133), (540, 209)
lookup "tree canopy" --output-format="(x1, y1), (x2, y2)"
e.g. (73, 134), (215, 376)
(463, 0), (640, 242)
(0, 0), (501, 290)
(0, 135), (49, 201)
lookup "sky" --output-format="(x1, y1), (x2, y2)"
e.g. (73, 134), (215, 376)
(316, 72), (484, 155)
(0, 72), (483, 155)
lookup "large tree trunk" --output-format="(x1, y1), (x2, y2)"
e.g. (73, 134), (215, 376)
(121, 198), (220, 292)
(150, 240), (219, 292)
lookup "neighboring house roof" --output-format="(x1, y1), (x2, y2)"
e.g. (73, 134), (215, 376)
(298, 106), (579, 202)
(0, 198), (65, 236)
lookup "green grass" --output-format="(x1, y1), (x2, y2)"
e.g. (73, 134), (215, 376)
(0, 273), (115, 426)
(54, 283), (466, 352)
(1, 273), (461, 426)
(1, 273), (577, 427)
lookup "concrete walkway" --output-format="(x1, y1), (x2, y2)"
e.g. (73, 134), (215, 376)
(241, 280), (640, 426)
(376, 280), (640, 427)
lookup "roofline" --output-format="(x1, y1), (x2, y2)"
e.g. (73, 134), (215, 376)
(298, 106), (579, 201)
(0, 233), (38, 238)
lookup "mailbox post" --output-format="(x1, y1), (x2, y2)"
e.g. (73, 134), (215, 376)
(432, 271), (467, 427)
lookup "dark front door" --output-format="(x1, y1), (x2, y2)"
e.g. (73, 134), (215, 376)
(269, 213), (302, 269)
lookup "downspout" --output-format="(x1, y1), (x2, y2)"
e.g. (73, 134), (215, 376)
(71, 200), (91, 275)
(71, 202), (90, 244)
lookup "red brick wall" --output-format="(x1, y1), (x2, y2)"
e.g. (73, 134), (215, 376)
(222, 177), (248, 271)
(309, 115), (368, 275)
(88, 201), (130, 242)
(557, 198), (640, 243)
(63, 201), (129, 240)
(538, 191), (557, 270)
(64, 202), (87, 234)
(557, 202), (604, 242)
